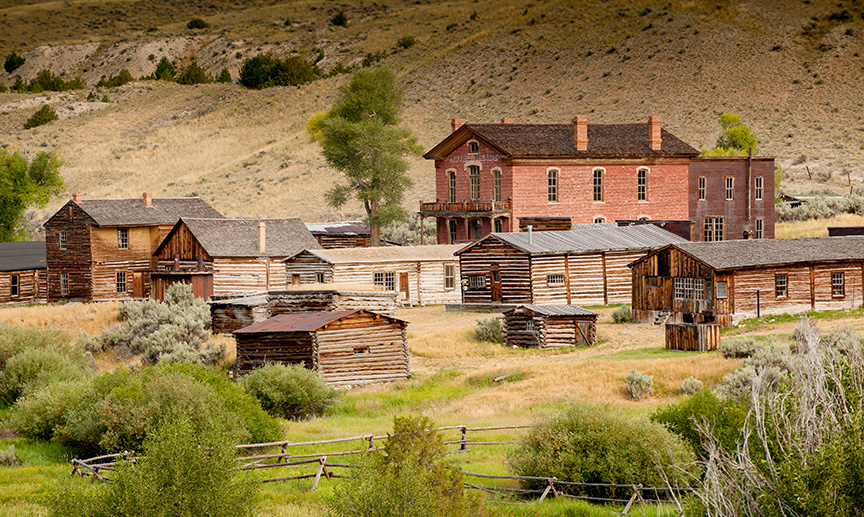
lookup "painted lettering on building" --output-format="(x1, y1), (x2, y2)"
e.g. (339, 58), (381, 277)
(449, 154), (500, 162)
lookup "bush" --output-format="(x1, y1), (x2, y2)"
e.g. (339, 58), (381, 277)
(331, 415), (483, 517)
(4, 51), (25, 74)
(397, 35), (417, 49)
(23, 104), (58, 129)
(474, 317), (503, 343)
(330, 10), (348, 27)
(216, 68), (232, 84)
(0, 325), (71, 371)
(17, 69), (85, 93)
(51, 416), (257, 517)
(611, 304), (632, 323)
(152, 57), (175, 81)
(678, 376), (703, 395)
(176, 60), (212, 85)
(720, 337), (758, 358)
(0, 445), (22, 466)
(8, 378), (91, 441)
(240, 363), (338, 420)
(509, 404), (696, 499)
(626, 369), (653, 400)
(186, 18), (210, 29)
(716, 338), (794, 400)
(283, 17), (292, 26)
(0, 83), (6, 93)
(0, 347), (91, 405)
(95, 69), (134, 88)
(238, 54), (318, 89)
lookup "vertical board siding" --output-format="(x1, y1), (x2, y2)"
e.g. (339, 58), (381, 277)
(665, 323), (720, 351)
(44, 203), (94, 301)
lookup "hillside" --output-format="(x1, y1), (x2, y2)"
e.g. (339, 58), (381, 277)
(1, 0), (864, 227)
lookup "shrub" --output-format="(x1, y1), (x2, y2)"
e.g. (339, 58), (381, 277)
(474, 317), (503, 343)
(24, 104), (58, 129)
(716, 338), (794, 400)
(238, 54), (318, 89)
(0, 83), (6, 93)
(240, 363), (338, 420)
(330, 10), (348, 27)
(4, 51), (25, 74)
(720, 337), (758, 358)
(0, 347), (91, 405)
(176, 60), (212, 85)
(20, 69), (85, 93)
(284, 17), (292, 26)
(679, 376), (703, 395)
(361, 50), (387, 67)
(0, 445), (22, 466)
(216, 68), (232, 84)
(509, 404), (696, 499)
(8, 378), (91, 441)
(101, 94), (109, 103)
(95, 69), (134, 88)
(611, 304), (632, 323)
(152, 57), (176, 81)
(626, 369), (653, 400)
(186, 18), (210, 29)
(397, 35), (417, 49)
(0, 325), (71, 371)
(51, 416), (257, 517)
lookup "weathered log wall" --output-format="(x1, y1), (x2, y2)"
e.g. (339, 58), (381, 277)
(316, 315), (409, 385)
(0, 270), (46, 306)
(44, 203), (94, 301)
(316, 235), (370, 249)
(504, 310), (597, 348)
(234, 333), (315, 375)
(460, 239), (532, 304)
(665, 323), (720, 351)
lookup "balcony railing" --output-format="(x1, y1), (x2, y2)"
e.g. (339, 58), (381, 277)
(419, 200), (511, 215)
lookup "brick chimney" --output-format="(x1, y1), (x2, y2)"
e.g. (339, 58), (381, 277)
(72, 192), (82, 203)
(257, 221), (266, 254)
(648, 116), (662, 151)
(451, 118), (466, 132)
(143, 192), (153, 207)
(572, 115), (588, 151)
(500, 118), (514, 124)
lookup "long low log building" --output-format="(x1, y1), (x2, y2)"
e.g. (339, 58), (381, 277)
(630, 237), (864, 327)
(0, 241), (46, 306)
(503, 305), (598, 348)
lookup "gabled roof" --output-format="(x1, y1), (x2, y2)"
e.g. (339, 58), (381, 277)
(233, 309), (405, 334)
(654, 237), (864, 271)
(0, 241), (46, 271)
(157, 218), (322, 258)
(71, 197), (223, 227)
(456, 224), (687, 257)
(305, 221), (370, 236)
(507, 305), (598, 317)
(284, 244), (462, 264)
(424, 122), (699, 159)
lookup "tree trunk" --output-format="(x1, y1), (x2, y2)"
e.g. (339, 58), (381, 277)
(369, 199), (381, 247)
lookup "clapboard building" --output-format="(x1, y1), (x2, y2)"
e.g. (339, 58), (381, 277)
(630, 237), (864, 327)
(422, 116), (774, 243)
(44, 193), (223, 302)
(0, 241), (46, 306)
(456, 224), (686, 306)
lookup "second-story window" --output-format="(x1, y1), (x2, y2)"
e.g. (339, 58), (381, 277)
(755, 218), (764, 239)
(448, 171), (456, 203)
(725, 177), (734, 200)
(59, 230), (68, 250)
(593, 169), (603, 202)
(494, 218), (503, 232)
(468, 141), (479, 154)
(755, 176), (763, 201)
(637, 168), (648, 201)
(469, 166), (480, 201)
(698, 176), (706, 201)
(493, 170), (502, 202)
(547, 169), (558, 202)
(118, 228), (129, 249)
(449, 220), (458, 244)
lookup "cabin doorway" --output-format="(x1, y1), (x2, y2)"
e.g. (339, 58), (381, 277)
(490, 266), (502, 302)
(399, 273), (410, 301)
(292, 274), (301, 286)
(469, 219), (482, 240)
(132, 273), (144, 298)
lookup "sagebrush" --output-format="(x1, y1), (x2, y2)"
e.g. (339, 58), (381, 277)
(474, 317), (503, 343)
(240, 363), (339, 420)
(626, 369), (653, 400)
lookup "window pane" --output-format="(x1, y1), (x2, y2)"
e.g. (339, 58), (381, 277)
(832, 273), (844, 297)
(448, 171), (456, 203)
(593, 170), (603, 202)
(637, 169), (647, 201)
(725, 177), (734, 200)
(698, 177), (706, 201)
(755, 177), (763, 201)
(717, 281), (727, 299)
(775, 274), (787, 297)
(469, 166), (480, 201)
(493, 170), (502, 202)
(548, 170), (558, 202)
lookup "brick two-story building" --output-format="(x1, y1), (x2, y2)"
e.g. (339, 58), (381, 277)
(422, 116), (774, 243)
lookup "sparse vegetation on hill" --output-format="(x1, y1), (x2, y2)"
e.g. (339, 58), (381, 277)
(238, 54), (318, 89)
(3, 51), (24, 73)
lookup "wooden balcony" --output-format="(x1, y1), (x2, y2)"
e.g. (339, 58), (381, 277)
(419, 200), (511, 217)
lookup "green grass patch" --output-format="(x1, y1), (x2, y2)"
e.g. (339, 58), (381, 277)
(722, 307), (864, 335)
(0, 439), (75, 466)
(594, 347), (706, 361)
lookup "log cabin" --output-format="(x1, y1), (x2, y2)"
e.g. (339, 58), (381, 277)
(0, 241), (46, 306)
(282, 244), (462, 305)
(152, 217), (321, 299)
(43, 193), (223, 302)
(305, 221), (371, 249)
(629, 237), (864, 327)
(503, 305), (597, 348)
(233, 309), (409, 385)
(456, 224), (686, 306)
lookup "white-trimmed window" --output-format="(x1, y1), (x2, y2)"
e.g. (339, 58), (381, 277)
(547, 169), (558, 202)
(468, 141), (479, 154)
(755, 176), (763, 201)
(448, 170), (456, 203)
(593, 216), (606, 224)
(674, 277), (705, 301)
(374, 272), (395, 291)
(832, 273), (845, 297)
(118, 228), (129, 249)
(698, 176), (706, 201)
(448, 220), (458, 244)
(547, 274), (565, 286)
(10, 275), (19, 297)
(775, 274), (788, 298)
(469, 165), (480, 201)
(493, 170), (502, 202)
(704, 217), (724, 241)
(60, 273), (68, 296)
(116, 272), (127, 293)
(637, 168), (648, 201)
(444, 265), (455, 290)
(468, 275), (486, 289)
(716, 281), (728, 299)
(593, 169), (604, 202)
(755, 218), (764, 239)
(725, 177), (734, 200)
(59, 230), (67, 250)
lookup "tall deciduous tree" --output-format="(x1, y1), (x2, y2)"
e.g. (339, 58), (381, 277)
(702, 112), (759, 156)
(309, 68), (421, 246)
(0, 150), (64, 241)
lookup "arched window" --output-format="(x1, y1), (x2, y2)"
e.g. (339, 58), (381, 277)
(637, 168), (648, 201)
(468, 141), (479, 154)
(493, 170), (502, 202)
(593, 216), (606, 224)
(469, 166), (480, 201)
(447, 170), (456, 203)
(593, 169), (604, 202)
(547, 169), (558, 202)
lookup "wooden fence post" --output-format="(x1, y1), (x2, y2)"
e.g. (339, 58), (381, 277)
(460, 426), (467, 451)
(311, 456), (328, 490)
(538, 477), (558, 502)
(619, 484), (644, 515)
(367, 435), (375, 451)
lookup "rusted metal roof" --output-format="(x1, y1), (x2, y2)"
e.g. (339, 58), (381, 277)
(233, 310), (405, 334)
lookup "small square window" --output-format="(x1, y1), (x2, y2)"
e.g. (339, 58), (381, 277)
(316, 272), (325, 283)
(526, 319), (535, 332)
(468, 275), (486, 289)
(353, 346), (370, 355)
(547, 274), (565, 286)
(646, 276), (659, 288)
(468, 141), (479, 154)
(775, 274), (787, 298)
(832, 273), (845, 297)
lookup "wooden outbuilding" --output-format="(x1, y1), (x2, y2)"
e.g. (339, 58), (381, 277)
(283, 244), (462, 305)
(233, 309), (409, 386)
(456, 224), (686, 306)
(152, 217), (321, 299)
(305, 221), (371, 249)
(630, 237), (864, 327)
(0, 241), (46, 306)
(503, 305), (598, 348)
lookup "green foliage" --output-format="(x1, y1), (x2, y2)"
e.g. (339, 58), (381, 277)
(331, 415), (483, 517)
(720, 336), (758, 358)
(330, 10), (348, 27)
(702, 113), (758, 155)
(51, 416), (257, 517)
(716, 338), (793, 400)
(0, 325), (71, 370)
(152, 57), (176, 81)
(0, 149), (64, 241)
(775, 194), (864, 222)
(0, 83), (6, 93)
(310, 68), (421, 245)
(84, 283), (224, 366)
(651, 390), (747, 461)
(8, 378), (91, 441)
(474, 317), (503, 343)
(611, 304), (632, 323)
(95, 69), (134, 88)
(678, 376), (703, 395)
(4, 51), (25, 74)
(176, 60), (212, 85)
(101, 94), (109, 103)
(361, 50), (388, 67)
(23, 104), (58, 129)
(238, 54), (318, 89)
(283, 17), (292, 26)
(0, 347), (92, 405)
(240, 363), (339, 420)
(396, 36), (417, 49)
(379, 216), (436, 245)
(509, 404), (696, 499)
(13, 69), (85, 93)
(626, 368), (653, 400)
(216, 67), (232, 84)
(186, 18), (210, 29)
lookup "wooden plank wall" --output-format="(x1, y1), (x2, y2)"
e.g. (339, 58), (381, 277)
(213, 258), (285, 295)
(459, 239), (532, 304)
(90, 226), (158, 264)
(153, 223), (211, 262)
(91, 260), (150, 299)
(316, 315), (409, 385)
(283, 252), (333, 284)
(568, 254), (605, 305)
(665, 323), (720, 351)
(417, 261), (461, 305)
(503, 313), (543, 347)
(530, 256), (569, 305)
(504, 311), (597, 348)
(44, 203), (94, 301)
(0, 270), (45, 306)
(234, 333), (315, 376)
(316, 235), (370, 249)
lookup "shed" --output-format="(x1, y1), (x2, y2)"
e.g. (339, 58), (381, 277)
(503, 305), (598, 348)
(233, 310), (409, 386)
(305, 221), (370, 249)
(456, 224), (686, 306)
(0, 241), (47, 306)
(283, 244), (462, 305)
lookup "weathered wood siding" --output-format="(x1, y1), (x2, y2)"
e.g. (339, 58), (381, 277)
(283, 252), (333, 285)
(91, 260), (150, 299)
(459, 239), (531, 304)
(530, 251), (646, 306)
(631, 247), (720, 323)
(567, 254), (605, 305)
(316, 315), (409, 385)
(212, 257), (286, 295)
(90, 226), (159, 266)
(153, 223), (212, 262)
(530, 256), (569, 304)
(605, 251), (645, 303)
(234, 333), (315, 376)
(503, 310), (597, 348)
(44, 203), (94, 301)
(316, 235), (370, 249)
(417, 261), (460, 305)
(665, 323), (720, 351)
(0, 270), (45, 306)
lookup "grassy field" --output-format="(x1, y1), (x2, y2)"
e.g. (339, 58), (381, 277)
(1, 299), (841, 515)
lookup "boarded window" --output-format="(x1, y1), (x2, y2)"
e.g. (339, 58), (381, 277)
(118, 228), (129, 249)
(547, 169), (558, 202)
(637, 168), (648, 201)
(353, 346), (370, 355)
(775, 274), (787, 298)
(10, 275), (19, 297)
(646, 276), (659, 288)
(468, 141), (479, 153)
(316, 272), (325, 283)
(716, 281), (728, 299)
(116, 272), (127, 293)
(698, 176), (706, 201)
(493, 170), (502, 202)
(755, 176), (763, 201)
(444, 265), (455, 290)
(468, 275), (486, 288)
(704, 217), (724, 241)
(60, 273), (68, 296)
(725, 177), (734, 200)
(448, 171), (456, 203)
(674, 277), (705, 301)
(832, 273), (845, 297)
(469, 165), (480, 201)
(755, 218), (764, 239)
(547, 274), (565, 286)
(59, 230), (67, 250)
(448, 220), (458, 244)
(593, 169), (603, 202)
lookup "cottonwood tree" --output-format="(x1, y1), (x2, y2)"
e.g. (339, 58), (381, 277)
(0, 150), (64, 241)
(702, 112), (759, 156)
(309, 68), (421, 246)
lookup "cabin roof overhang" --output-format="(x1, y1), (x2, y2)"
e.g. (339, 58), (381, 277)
(152, 218), (214, 261)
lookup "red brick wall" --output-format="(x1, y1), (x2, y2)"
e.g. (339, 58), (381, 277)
(434, 139), (511, 203)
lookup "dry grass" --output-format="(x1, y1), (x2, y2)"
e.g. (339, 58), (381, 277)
(775, 213), (864, 239)
(0, 302), (119, 339)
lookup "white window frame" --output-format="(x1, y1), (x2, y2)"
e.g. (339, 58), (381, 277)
(10, 275), (19, 297)
(444, 264), (455, 290)
(716, 281), (728, 299)
(593, 168), (604, 202)
(547, 274), (565, 286)
(526, 319), (535, 332)
(468, 275), (486, 289)
(385, 272), (395, 291)
(704, 217), (724, 242)
(60, 272), (68, 296)
(832, 272), (845, 297)
(755, 176), (763, 201)
(775, 274), (788, 298)
(725, 177), (734, 201)
(116, 271), (127, 293)
(118, 228), (129, 249)
(637, 168), (648, 201)
(698, 176), (706, 201)
(673, 277), (705, 301)
(547, 169), (558, 203)
(59, 230), (67, 250)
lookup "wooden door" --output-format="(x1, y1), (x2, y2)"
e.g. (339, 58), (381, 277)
(490, 266), (502, 302)
(399, 273), (409, 301)
(132, 272), (144, 298)
(292, 274), (301, 286)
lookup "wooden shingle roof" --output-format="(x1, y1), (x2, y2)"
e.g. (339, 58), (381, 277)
(0, 241), (46, 272)
(508, 305), (598, 317)
(285, 244), (462, 264)
(669, 237), (864, 271)
(233, 310), (405, 333)
(74, 197), (223, 226)
(161, 218), (322, 258)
